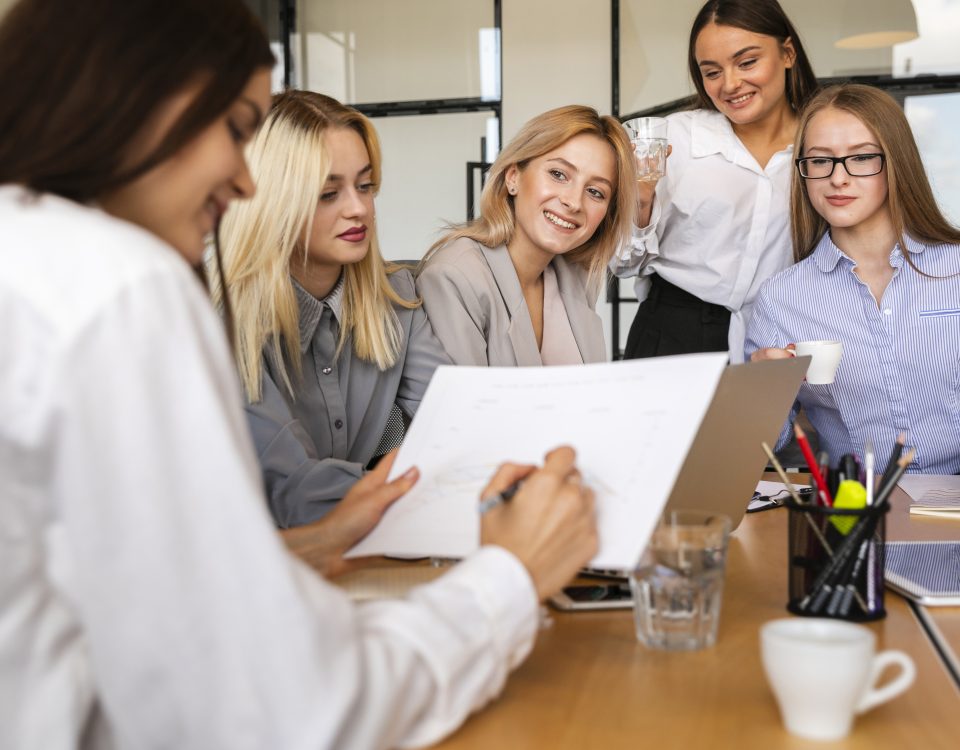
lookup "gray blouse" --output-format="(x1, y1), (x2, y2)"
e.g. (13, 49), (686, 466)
(245, 268), (451, 527)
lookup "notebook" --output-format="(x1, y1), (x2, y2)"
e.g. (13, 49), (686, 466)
(885, 541), (960, 605)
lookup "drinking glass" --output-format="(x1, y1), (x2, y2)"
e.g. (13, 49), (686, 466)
(630, 509), (732, 651)
(623, 116), (668, 183)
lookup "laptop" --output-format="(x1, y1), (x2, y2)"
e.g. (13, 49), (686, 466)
(584, 356), (809, 578)
(663, 356), (810, 528)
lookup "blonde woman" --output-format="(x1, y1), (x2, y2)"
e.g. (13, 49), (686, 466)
(219, 91), (450, 526)
(417, 105), (637, 366)
(747, 84), (960, 473)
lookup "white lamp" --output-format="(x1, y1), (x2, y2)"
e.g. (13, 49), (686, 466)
(835, 0), (918, 49)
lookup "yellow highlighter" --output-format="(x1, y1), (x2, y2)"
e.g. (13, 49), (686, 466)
(830, 480), (867, 535)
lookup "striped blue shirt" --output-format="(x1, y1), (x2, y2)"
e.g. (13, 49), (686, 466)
(745, 232), (960, 474)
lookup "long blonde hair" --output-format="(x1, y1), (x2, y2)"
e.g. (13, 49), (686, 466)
(217, 90), (415, 402)
(427, 105), (638, 292)
(791, 84), (960, 263)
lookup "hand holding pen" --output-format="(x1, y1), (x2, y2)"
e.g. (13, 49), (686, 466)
(478, 447), (598, 601)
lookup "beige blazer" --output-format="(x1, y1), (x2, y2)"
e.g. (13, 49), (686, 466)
(416, 237), (607, 366)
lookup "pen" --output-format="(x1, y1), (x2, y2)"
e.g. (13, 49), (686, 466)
(794, 424), (833, 507)
(864, 438), (875, 506)
(478, 482), (520, 515)
(878, 432), (906, 491)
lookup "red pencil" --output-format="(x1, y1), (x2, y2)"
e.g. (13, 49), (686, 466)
(794, 424), (834, 507)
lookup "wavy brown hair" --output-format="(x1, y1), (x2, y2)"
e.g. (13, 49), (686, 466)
(790, 84), (960, 263)
(688, 0), (817, 114)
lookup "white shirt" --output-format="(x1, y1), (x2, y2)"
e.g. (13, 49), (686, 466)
(0, 187), (538, 750)
(611, 109), (795, 362)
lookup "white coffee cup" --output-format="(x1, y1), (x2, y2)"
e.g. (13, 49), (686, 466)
(794, 340), (843, 385)
(760, 618), (915, 741)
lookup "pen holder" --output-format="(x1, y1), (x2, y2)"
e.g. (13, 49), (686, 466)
(785, 499), (888, 622)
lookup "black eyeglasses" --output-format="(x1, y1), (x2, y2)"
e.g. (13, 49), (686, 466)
(795, 153), (885, 179)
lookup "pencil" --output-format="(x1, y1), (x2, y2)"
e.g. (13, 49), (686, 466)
(874, 447), (916, 507)
(762, 441), (834, 558)
(761, 441), (806, 505)
(794, 424), (833, 507)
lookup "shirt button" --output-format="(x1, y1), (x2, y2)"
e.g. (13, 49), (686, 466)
(322, 366), (332, 375)
(883, 309), (892, 315)
(334, 419), (344, 429)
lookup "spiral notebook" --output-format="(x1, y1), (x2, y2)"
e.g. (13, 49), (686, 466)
(884, 541), (960, 605)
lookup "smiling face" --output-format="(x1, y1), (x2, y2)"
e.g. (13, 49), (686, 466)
(504, 133), (616, 264)
(293, 126), (377, 294)
(694, 22), (795, 127)
(801, 107), (891, 238)
(99, 68), (272, 265)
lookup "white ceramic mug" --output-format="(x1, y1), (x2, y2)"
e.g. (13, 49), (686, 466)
(760, 618), (915, 741)
(794, 340), (843, 385)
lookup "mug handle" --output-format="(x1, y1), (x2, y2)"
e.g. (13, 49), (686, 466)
(855, 650), (916, 714)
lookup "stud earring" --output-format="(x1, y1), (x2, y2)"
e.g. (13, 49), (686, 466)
(508, 186), (517, 195)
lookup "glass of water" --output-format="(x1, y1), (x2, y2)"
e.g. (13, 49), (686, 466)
(622, 116), (668, 183)
(630, 509), (732, 651)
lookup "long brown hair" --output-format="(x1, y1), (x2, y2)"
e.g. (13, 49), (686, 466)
(0, 0), (273, 201)
(688, 0), (817, 114)
(428, 105), (637, 293)
(790, 84), (960, 262)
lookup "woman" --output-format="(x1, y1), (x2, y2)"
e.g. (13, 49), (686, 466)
(0, 1), (598, 747)
(746, 84), (960, 474)
(218, 91), (450, 527)
(417, 105), (637, 366)
(613, 0), (818, 361)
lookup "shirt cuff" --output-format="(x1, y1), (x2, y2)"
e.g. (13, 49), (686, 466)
(441, 545), (539, 669)
(632, 197), (661, 241)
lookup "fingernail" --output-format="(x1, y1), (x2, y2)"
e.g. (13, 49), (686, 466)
(402, 466), (419, 481)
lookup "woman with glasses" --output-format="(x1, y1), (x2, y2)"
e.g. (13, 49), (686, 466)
(746, 84), (960, 473)
(612, 0), (818, 361)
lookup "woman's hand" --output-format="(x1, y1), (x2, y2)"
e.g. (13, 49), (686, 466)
(750, 343), (796, 362)
(480, 447), (598, 601)
(281, 449), (419, 579)
(636, 144), (672, 228)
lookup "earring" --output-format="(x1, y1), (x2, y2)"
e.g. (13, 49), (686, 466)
(508, 186), (517, 196)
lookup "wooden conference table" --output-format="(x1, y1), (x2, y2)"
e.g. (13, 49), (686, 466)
(415, 481), (960, 749)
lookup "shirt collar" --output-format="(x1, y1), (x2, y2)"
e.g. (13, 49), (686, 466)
(811, 231), (928, 274)
(293, 273), (345, 353)
(689, 109), (794, 168)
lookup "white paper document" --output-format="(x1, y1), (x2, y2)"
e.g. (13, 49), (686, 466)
(347, 353), (728, 569)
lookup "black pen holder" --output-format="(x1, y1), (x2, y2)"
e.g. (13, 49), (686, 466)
(785, 499), (888, 622)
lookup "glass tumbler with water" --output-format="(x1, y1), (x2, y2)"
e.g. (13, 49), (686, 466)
(623, 116), (668, 183)
(630, 510), (732, 651)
